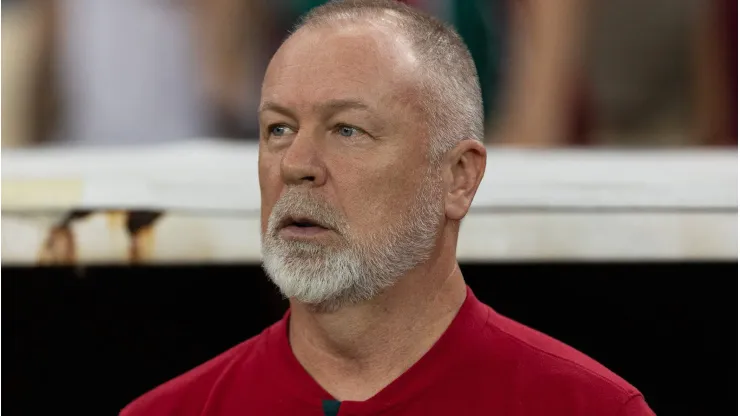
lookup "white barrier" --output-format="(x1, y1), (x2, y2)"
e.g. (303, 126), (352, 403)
(2, 139), (737, 264)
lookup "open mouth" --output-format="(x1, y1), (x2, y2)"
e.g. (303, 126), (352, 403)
(292, 220), (322, 228)
(281, 216), (327, 229)
(278, 216), (332, 238)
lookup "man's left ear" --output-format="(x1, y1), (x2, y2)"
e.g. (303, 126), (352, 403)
(443, 140), (487, 220)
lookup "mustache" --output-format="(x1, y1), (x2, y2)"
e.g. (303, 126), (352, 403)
(268, 189), (345, 235)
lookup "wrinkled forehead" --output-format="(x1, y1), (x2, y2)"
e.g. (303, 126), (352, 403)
(261, 23), (420, 110)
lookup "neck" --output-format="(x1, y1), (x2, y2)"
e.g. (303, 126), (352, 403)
(287, 241), (467, 401)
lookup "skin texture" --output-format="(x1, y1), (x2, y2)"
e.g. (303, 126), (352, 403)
(258, 20), (486, 401)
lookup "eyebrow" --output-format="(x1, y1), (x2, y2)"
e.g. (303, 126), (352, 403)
(258, 101), (296, 118)
(315, 99), (371, 114)
(258, 99), (372, 117)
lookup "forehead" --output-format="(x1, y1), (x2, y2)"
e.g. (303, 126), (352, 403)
(262, 22), (419, 108)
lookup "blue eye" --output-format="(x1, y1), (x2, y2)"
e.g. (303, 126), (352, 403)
(270, 125), (293, 136)
(337, 125), (358, 137)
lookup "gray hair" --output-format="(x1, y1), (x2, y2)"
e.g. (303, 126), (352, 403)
(295, 0), (484, 162)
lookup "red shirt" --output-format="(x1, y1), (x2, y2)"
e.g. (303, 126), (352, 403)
(121, 286), (654, 415)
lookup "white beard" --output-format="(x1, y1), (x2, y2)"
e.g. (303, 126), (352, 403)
(261, 172), (443, 312)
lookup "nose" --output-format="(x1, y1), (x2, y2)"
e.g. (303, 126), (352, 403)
(280, 130), (327, 187)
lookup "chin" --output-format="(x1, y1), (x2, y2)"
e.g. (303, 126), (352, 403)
(262, 246), (390, 310)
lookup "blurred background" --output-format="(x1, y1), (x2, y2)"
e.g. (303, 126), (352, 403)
(1, 1), (737, 415)
(1, 0), (737, 148)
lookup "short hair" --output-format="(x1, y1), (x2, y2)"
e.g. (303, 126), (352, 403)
(295, 0), (484, 162)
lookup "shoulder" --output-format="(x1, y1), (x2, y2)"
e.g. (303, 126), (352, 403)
(475, 307), (654, 415)
(119, 326), (273, 416)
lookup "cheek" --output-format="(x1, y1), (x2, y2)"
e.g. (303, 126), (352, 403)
(335, 160), (424, 231)
(258, 153), (283, 233)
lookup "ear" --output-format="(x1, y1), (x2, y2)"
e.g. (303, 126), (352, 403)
(443, 140), (487, 221)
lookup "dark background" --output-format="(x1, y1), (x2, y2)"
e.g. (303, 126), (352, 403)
(3, 262), (737, 415)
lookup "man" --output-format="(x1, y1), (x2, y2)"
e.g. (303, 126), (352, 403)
(121, 1), (655, 414)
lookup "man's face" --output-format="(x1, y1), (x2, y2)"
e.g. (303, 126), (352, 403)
(258, 23), (445, 310)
